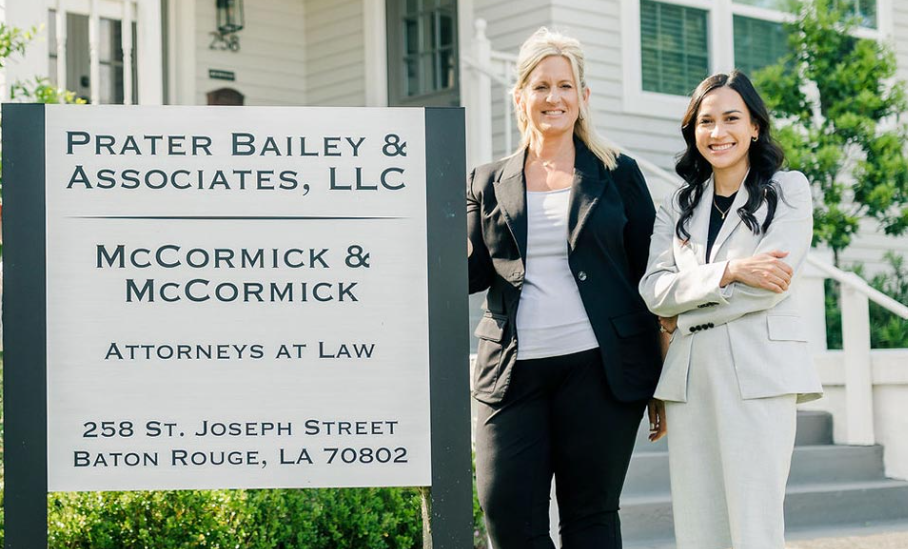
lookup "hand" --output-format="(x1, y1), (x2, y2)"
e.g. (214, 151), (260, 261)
(724, 250), (793, 293)
(467, 238), (473, 257)
(648, 399), (667, 442)
(658, 316), (677, 334)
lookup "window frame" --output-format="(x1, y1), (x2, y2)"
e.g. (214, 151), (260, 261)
(386, 0), (460, 107)
(620, 0), (890, 119)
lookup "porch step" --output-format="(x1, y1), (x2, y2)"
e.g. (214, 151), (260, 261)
(624, 444), (886, 496)
(620, 478), (908, 543)
(622, 411), (906, 545)
(633, 410), (834, 454)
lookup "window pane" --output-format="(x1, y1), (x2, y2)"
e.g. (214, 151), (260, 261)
(49, 57), (58, 87)
(406, 0), (418, 15)
(438, 10), (454, 47)
(733, 0), (793, 11)
(48, 9), (57, 53)
(422, 13), (434, 51)
(733, 15), (788, 76)
(641, 0), (710, 96)
(421, 53), (433, 94)
(100, 64), (112, 104)
(438, 47), (454, 89)
(100, 19), (113, 61)
(846, 0), (877, 28)
(404, 17), (418, 54)
(406, 57), (419, 96)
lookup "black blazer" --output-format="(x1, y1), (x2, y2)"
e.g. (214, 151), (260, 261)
(467, 141), (661, 404)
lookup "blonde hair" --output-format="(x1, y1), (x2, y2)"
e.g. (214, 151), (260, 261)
(512, 27), (619, 170)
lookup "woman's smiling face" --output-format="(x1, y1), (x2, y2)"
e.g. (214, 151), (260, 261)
(694, 86), (759, 173)
(517, 55), (588, 138)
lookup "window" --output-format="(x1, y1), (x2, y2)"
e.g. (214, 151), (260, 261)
(623, 0), (883, 117)
(99, 18), (125, 104)
(845, 0), (877, 29)
(47, 9), (137, 104)
(733, 0), (792, 10)
(641, 1), (710, 96)
(734, 0), (877, 27)
(733, 16), (788, 76)
(386, 0), (459, 107)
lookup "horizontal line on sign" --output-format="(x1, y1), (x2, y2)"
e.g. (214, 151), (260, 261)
(72, 215), (406, 220)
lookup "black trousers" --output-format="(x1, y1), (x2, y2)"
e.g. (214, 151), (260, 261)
(475, 348), (646, 549)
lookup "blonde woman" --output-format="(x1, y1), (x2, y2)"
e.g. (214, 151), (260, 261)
(467, 28), (665, 548)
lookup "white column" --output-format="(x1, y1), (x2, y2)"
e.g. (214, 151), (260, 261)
(469, 18), (492, 167)
(136, 0), (163, 104)
(711, 0), (734, 73)
(841, 279), (876, 445)
(3, 0), (49, 92)
(363, 0), (387, 107)
(89, 0), (101, 104)
(168, 0), (196, 105)
(121, 0), (133, 104)
(55, 0), (67, 90)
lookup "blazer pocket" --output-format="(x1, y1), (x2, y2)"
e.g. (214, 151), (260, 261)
(767, 314), (808, 342)
(474, 314), (506, 342)
(610, 309), (656, 338)
(473, 314), (508, 398)
(610, 310), (661, 386)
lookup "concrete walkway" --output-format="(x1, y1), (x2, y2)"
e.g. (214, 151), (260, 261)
(788, 523), (908, 549)
(628, 521), (908, 549)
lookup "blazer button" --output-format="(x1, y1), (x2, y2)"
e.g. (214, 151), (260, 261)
(578, 271), (588, 281)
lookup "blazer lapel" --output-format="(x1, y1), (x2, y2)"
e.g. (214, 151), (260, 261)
(708, 178), (750, 263)
(687, 177), (712, 264)
(568, 143), (610, 253)
(493, 151), (528, 264)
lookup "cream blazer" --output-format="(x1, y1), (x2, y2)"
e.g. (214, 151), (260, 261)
(639, 170), (823, 403)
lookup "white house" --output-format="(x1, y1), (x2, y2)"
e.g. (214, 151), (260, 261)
(3, 0), (908, 540)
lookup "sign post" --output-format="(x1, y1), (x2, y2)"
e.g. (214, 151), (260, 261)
(2, 103), (471, 547)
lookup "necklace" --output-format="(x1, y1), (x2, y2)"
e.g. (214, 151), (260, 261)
(713, 196), (733, 220)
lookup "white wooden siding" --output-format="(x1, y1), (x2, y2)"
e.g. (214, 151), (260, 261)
(304, 0), (365, 106)
(894, 0), (908, 81)
(194, 0), (306, 105)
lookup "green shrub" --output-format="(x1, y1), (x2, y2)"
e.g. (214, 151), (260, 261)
(825, 252), (908, 349)
(44, 488), (423, 549)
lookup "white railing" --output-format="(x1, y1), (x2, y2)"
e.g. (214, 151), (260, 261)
(461, 19), (517, 167)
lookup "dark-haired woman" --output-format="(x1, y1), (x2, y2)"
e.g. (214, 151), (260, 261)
(639, 70), (823, 549)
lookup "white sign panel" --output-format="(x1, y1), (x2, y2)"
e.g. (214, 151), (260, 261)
(44, 105), (431, 491)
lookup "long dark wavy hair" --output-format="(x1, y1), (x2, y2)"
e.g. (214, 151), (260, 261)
(675, 70), (786, 241)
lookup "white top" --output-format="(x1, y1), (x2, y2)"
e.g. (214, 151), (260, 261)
(516, 188), (599, 360)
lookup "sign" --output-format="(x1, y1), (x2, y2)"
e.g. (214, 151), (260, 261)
(208, 69), (236, 81)
(3, 104), (471, 547)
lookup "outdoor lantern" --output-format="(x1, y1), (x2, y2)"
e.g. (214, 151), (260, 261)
(211, 0), (244, 51)
(216, 0), (244, 34)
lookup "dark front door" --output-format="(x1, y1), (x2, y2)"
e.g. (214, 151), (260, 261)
(386, 0), (459, 107)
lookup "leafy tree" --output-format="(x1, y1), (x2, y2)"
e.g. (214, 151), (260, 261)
(754, 0), (908, 266)
(0, 23), (83, 201)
